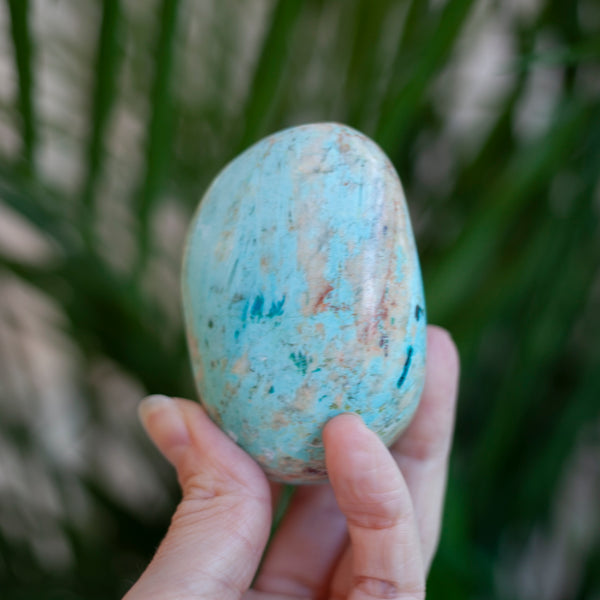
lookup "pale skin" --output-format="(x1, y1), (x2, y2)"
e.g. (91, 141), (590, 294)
(125, 325), (460, 600)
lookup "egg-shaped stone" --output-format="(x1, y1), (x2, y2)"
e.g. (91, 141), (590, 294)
(182, 122), (426, 484)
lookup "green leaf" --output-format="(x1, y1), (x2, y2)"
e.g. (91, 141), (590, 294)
(235, 0), (304, 153)
(81, 0), (121, 236)
(426, 101), (595, 325)
(135, 0), (181, 269)
(375, 0), (476, 153)
(6, 0), (36, 170)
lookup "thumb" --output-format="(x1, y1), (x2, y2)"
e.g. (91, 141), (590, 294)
(124, 395), (272, 600)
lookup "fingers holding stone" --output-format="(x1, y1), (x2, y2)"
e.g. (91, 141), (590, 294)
(324, 414), (425, 600)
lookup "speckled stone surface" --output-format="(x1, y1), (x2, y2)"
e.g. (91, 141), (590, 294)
(182, 123), (426, 484)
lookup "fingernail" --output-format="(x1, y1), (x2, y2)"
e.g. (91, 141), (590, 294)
(138, 394), (174, 424)
(326, 412), (364, 426)
(138, 395), (190, 454)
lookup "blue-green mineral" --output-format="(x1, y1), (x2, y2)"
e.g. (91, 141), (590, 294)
(182, 123), (426, 483)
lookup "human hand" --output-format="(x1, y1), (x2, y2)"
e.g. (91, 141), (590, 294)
(124, 325), (459, 600)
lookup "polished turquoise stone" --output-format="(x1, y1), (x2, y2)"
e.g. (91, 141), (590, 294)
(182, 123), (426, 483)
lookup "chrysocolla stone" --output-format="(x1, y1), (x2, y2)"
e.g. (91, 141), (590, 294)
(182, 123), (426, 484)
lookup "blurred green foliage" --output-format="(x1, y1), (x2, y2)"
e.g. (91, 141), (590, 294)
(0, 0), (599, 598)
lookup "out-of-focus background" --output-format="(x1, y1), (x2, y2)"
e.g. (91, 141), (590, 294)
(0, 0), (599, 598)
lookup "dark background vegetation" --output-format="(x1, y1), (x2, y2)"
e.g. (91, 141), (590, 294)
(1, 0), (599, 598)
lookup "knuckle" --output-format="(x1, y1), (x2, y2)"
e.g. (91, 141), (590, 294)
(343, 489), (406, 530)
(181, 472), (220, 500)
